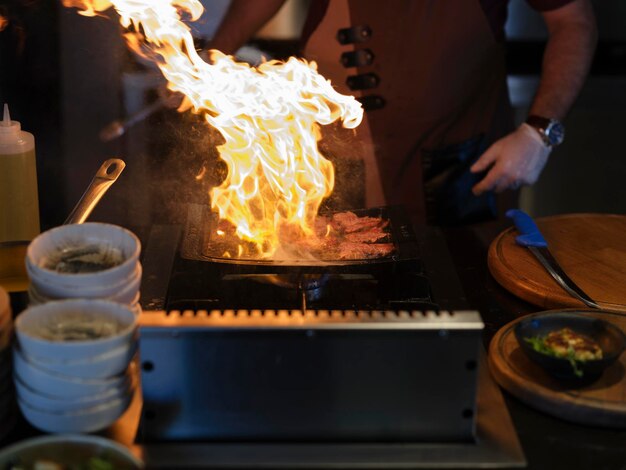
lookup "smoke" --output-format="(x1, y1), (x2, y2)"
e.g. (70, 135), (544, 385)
(140, 105), (226, 223)
(317, 122), (368, 212)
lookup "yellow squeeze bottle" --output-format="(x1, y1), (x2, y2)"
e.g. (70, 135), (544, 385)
(0, 103), (40, 243)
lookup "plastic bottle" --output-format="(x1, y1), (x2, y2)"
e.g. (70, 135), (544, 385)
(0, 103), (40, 243)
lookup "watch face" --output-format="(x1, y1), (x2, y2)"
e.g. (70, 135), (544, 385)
(546, 121), (565, 146)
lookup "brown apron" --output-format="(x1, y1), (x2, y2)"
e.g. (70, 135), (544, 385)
(303, 0), (514, 225)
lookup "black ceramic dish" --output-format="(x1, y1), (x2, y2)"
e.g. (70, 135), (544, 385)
(514, 312), (626, 381)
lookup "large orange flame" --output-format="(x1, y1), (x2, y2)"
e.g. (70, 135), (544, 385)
(63, 0), (363, 258)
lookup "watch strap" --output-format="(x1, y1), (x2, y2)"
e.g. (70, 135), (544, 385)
(525, 115), (552, 130)
(525, 114), (564, 148)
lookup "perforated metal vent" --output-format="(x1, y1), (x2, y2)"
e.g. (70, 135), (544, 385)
(139, 309), (483, 330)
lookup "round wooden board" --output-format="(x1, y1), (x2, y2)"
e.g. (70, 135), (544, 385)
(489, 310), (626, 428)
(488, 213), (626, 312)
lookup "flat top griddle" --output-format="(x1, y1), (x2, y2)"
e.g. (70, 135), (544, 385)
(180, 204), (420, 269)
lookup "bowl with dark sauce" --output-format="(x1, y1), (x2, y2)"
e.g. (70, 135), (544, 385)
(0, 434), (142, 469)
(15, 298), (137, 361)
(26, 223), (140, 295)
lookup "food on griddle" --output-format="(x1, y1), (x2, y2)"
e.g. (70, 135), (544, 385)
(330, 211), (388, 234)
(337, 241), (395, 259)
(304, 211), (393, 260)
(343, 230), (388, 244)
(524, 327), (603, 377)
(215, 210), (395, 260)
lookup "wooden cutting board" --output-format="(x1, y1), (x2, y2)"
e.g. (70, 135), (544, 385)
(489, 310), (626, 428)
(488, 213), (626, 312)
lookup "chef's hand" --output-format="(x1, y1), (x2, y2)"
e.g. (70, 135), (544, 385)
(470, 123), (551, 195)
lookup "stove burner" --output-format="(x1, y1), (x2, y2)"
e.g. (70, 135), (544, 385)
(166, 263), (437, 312)
(226, 273), (330, 291)
(221, 273), (331, 311)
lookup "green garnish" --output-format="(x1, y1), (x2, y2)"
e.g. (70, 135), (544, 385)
(86, 457), (115, 470)
(524, 336), (584, 378)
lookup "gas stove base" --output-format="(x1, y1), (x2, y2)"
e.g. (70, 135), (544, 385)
(134, 352), (525, 469)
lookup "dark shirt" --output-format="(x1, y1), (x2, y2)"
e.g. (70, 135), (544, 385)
(302, 0), (577, 45)
(481, 0), (577, 41)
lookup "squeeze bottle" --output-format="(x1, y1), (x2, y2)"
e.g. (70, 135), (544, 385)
(0, 103), (40, 243)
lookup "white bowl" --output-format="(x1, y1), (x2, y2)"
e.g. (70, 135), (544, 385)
(131, 301), (141, 316)
(13, 346), (131, 398)
(27, 285), (45, 306)
(18, 391), (133, 433)
(0, 434), (142, 469)
(15, 299), (137, 361)
(28, 262), (142, 302)
(15, 373), (134, 413)
(22, 340), (137, 379)
(29, 283), (141, 310)
(26, 223), (140, 289)
(106, 264), (141, 304)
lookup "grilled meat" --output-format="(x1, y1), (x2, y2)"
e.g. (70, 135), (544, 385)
(331, 211), (389, 234)
(344, 230), (388, 244)
(213, 210), (395, 260)
(338, 241), (395, 260)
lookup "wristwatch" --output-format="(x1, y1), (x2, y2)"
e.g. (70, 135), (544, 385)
(525, 115), (565, 148)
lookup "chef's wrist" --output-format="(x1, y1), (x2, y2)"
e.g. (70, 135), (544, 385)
(520, 122), (549, 147)
(524, 115), (565, 149)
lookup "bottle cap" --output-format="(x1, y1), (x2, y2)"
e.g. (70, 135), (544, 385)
(0, 104), (23, 146)
(0, 104), (21, 133)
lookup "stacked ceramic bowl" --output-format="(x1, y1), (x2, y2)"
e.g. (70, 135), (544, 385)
(13, 299), (138, 433)
(0, 287), (16, 439)
(25, 223), (141, 314)
(0, 434), (143, 469)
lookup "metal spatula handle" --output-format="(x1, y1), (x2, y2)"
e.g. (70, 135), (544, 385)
(64, 158), (125, 225)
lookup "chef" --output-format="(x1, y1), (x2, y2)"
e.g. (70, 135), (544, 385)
(208, 0), (597, 225)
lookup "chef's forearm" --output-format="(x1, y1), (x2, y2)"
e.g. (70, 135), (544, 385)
(209, 0), (288, 55)
(528, 0), (597, 120)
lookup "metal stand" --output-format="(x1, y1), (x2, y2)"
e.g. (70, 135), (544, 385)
(110, 351), (524, 468)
